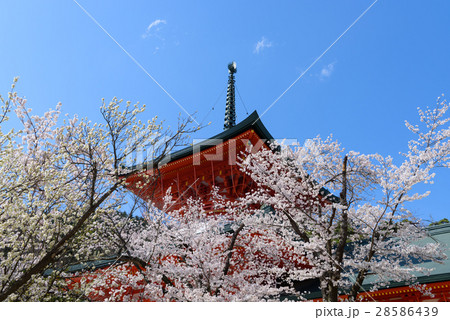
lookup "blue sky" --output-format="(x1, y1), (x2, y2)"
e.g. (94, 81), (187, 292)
(1, 0), (449, 221)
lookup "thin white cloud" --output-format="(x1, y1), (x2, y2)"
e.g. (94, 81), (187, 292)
(142, 19), (166, 39)
(254, 37), (272, 54)
(320, 62), (335, 79)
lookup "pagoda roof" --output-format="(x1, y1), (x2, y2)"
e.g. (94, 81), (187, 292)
(123, 110), (274, 174)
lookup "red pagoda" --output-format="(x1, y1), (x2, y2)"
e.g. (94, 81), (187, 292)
(122, 62), (273, 212)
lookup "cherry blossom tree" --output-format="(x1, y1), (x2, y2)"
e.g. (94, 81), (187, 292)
(0, 80), (195, 301)
(237, 96), (450, 301)
(81, 190), (292, 301)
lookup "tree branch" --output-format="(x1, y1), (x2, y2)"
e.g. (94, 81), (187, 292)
(0, 182), (120, 301)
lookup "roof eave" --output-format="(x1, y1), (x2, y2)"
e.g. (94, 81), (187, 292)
(121, 110), (273, 176)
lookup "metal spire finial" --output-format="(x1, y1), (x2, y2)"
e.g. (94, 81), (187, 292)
(224, 61), (237, 130)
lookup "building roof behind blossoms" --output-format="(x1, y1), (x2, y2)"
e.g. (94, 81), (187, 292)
(43, 257), (119, 276)
(363, 223), (450, 287)
(300, 223), (450, 300)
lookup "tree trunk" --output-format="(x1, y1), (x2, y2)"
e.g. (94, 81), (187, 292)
(321, 275), (339, 302)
